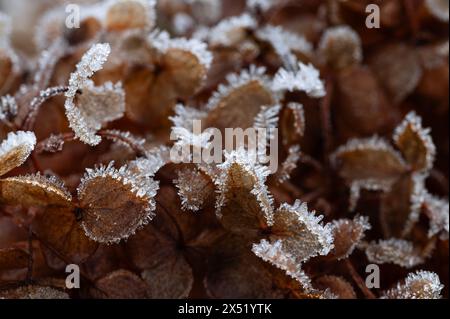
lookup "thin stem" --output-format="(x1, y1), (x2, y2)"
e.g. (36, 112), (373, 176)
(345, 259), (376, 299)
(26, 226), (34, 282)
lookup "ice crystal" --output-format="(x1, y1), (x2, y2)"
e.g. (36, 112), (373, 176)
(253, 104), (281, 141)
(174, 167), (212, 212)
(425, 0), (449, 22)
(0, 131), (36, 176)
(393, 111), (436, 172)
(170, 104), (207, 130)
(150, 30), (213, 70)
(65, 43), (113, 146)
(208, 14), (257, 47)
(423, 193), (449, 240)
(0, 95), (17, 122)
(382, 271), (443, 299)
(272, 63), (326, 98)
(206, 65), (274, 110)
(101, 129), (146, 152)
(277, 145), (301, 183)
(35, 134), (65, 154)
(256, 25), (313, 58)
(272, 200), (335, 261)
(128, 146), (170, 178)
(287, 103), (306, 137)
(252, 239), (314, 292)
(331, 215), (371, 260)
(349, 179), (392, 211)
(215, 148), (274, 225)
(364, 238), (425, 269)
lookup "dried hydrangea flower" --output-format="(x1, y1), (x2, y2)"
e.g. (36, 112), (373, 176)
(364, 238), (426, 269)
(425, 0), (449, 22)
(174, 167), (215, 212)
(272, 63), (326, 98)
(64, 43), (123, 146)
(0, 131), (36, 177)
(78, 161), (159, 243)
(330, 215), (371, 260)
(382, 271), (443, 299)
(393, 111), (436, 173)
(318, 25), (363, 70)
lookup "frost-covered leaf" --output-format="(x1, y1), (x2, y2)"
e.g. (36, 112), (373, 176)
(92, 269), (149, 299)
(269, 200), (334, 263)
(174, 167), (215, 212)
(272, 63), (326, 98)
(256, 25), (313, 59)
(170, 103), (207, 130)
(0, 131), (36, 177)
(77, 162), (159, 244)
(393, 111), (436, 173)
(382, 271), (443, 299)
(318, 25), (362, 70)
(314, 275), (356, 299)
(215, 149), (274, 237)
(64, 43), (112, 146)
(331, 136), (407, 185)
(370, 44), (422, 104)
(276, 145), (301, 184)
(423, 193), (449, 240)
(32, 206), (98, 264)
(348, 179), (392, 212)
(0, 285), (69, 299)
(208, 14), (257, 47)
(329, 215), (371, 260)
(106, 0), (157, 31)
(141, 255), (193, 299)
(128, 146), (171, 178)
(380, 173), (425, 238)
(0, 247), (29, 270)
(425, 0), (449, 22)
(0, 173), (72, 207)
(205, 66), (277, 132)
(364, 238), (426, 268)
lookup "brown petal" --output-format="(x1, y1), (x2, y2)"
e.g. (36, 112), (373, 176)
(141, 255), (193, 299)
(32, 206), (98, 264)
(314, 275), (357, 299)
(91, 269), (149, 299)
(0, 285), (69, 299)
(106, 0), (154, 31)
(0, 247), (28, 270)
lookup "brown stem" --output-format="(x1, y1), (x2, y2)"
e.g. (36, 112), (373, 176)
(26, 226), (34, 282)
(345, 259), (376, 299)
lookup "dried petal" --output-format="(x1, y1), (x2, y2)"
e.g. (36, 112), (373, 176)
(106, 0), (156, 31)
(92, 269), (149, 299)
(329, 215), (371, 260)
(364, 238), (425, 268)
(0, 131), (36, 177)
(77, 162), (158, 243)
(0, 173), (72, 207)
(174, 167), (215, 212)
(0, 247), (29, 270)
(0, 285), (69, 299)
(382, 271), (443, 299)
(393, 111), (436, 173)
(208, 14), (257, 47)
(314, 275), (357, 299)
(331, 136), (407, 185)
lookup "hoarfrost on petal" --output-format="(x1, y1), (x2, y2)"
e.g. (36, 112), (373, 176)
(273, 63), (326, 98)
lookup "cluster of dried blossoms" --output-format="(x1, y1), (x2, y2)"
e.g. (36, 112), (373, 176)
(0, 0), (448, 299)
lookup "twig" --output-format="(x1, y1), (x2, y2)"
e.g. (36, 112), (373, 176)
(345, 259), (376, 299)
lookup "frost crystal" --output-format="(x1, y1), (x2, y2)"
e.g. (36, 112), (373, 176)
(0, 131), (36, 176)
(174, 167), (212, 212)
(277, 145), (301, 183)
(150, 30), (213, 70)
(349, 179), (392, 211)
(0, 95), (18, 121)
(331, 215), (371, 259)
(216, 148), (274, 225)
(288, 103), (306, 137)
(252, 239), (314, 292)
(425, 0), (449, 22)
(393, 111), (436, 172)
(170, 104), (207, 130)
(272, 63), (326, 98)
(253, 104), (281, 141)
(209, 14), (257, 46)
(256, 25), (313, 59)
(206, 65), (274, 110)
(64, 43), (112, 146)
(423, 193), (449, 240)
(128, 146), (170, 178)
(382, 271), (443, 299)
(365, 238), (426, 268)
